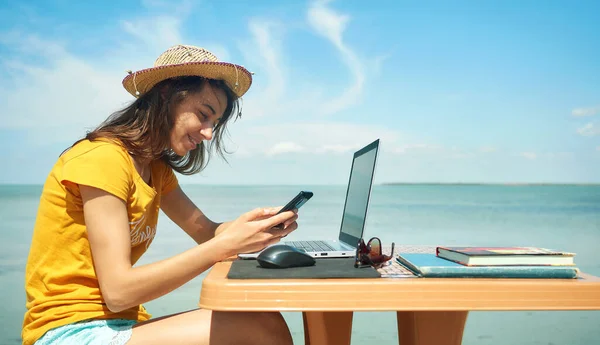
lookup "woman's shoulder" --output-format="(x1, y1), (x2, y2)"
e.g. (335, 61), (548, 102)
(61, 138), (129, 163)
(56, 138), (136, 198)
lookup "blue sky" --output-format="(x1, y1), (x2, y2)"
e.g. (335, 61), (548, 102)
(0, 0), (599, 185)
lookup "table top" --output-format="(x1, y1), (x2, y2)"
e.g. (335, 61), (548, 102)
(199, 260), (600, 312)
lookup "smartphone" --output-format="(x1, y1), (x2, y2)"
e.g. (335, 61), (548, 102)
(273, 191), (313, 228)
(277, 191), (313, 214)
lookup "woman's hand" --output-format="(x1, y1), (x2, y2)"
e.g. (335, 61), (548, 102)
(215, 207), (299, 256)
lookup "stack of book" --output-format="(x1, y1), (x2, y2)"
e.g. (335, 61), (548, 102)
(396, 246), (579, 279)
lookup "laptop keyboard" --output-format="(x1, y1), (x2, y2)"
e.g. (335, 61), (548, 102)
(286, 240), (337, 252)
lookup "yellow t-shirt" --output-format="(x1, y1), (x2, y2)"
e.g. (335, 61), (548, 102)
(22, 139), (179, 345)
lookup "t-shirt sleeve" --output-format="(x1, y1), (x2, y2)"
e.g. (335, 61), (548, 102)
(61, 143), (132, 202)
(160, 162), (179, 195)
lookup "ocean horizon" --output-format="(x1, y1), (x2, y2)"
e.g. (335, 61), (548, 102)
(1, 183), (599, 344)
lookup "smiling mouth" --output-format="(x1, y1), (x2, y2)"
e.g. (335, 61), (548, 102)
(188, 134), (200, 147)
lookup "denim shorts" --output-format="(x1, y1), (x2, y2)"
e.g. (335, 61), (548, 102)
(35, 318), (137, 345)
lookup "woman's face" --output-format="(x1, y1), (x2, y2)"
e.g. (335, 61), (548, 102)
(169, 81), (228, 156)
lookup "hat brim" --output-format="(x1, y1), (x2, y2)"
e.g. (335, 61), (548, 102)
(122, 61), (252, 98)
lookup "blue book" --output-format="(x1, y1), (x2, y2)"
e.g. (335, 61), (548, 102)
(396, 253), (579, 279)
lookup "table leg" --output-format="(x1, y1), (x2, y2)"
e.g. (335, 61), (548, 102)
(396, 311), (468, 345)
(302, 311), (353, 345)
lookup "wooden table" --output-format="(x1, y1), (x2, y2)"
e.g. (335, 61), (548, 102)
(199, 261), (600, 345)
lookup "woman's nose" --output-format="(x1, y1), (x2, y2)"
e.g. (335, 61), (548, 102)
(200, 126), (213, 141)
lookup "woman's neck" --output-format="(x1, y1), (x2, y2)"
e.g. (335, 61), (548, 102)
(131, 156), (152, 185)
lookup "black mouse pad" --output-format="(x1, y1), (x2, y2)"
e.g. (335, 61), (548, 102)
(227, 258), (380, 279)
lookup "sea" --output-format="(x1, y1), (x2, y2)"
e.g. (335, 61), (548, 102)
(1, 184), (599, 345)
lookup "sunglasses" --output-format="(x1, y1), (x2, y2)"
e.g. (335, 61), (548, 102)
(354, 237), (395, 269)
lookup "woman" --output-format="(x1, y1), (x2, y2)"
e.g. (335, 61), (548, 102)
(22, 45), (298, 345)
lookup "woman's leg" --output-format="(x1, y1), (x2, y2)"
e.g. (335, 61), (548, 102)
(126, 309), (293, 345)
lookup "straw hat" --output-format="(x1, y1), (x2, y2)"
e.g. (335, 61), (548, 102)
(122, 44), (252, 98)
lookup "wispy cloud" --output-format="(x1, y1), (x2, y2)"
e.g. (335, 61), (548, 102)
(393, 144), (442, 154)
(265, 142), (306, 156)
(0, 0), (386, 158)
(237, 16), (333, 121)
(387, 144), (572, 162)
(544, 152), (574, 159)
(393, 144), (484, 159)
(240, 0), (372, 121)
(371, 53), (391, 77)
(448, 146), (474, 159)
(227, 122), (399, 157)
(0, 32), (66, 59)
(307, 0), (365, 115)
(0, 3), (197, 144)
(248, 21), (285, 100)
(317, 144), (363, 153)
(390, 145), (570, 162)
(121, 16), (183, 49)
(577, 122), (600, 136)
(0, 33), (128, 133)
(239, 19), (287, 119)
(478, 146), (498, 153)
(520, 152), (537, 160)
(572, 106), (600, 117)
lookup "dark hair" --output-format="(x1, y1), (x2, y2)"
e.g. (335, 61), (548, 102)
(70, 76), (241, 175)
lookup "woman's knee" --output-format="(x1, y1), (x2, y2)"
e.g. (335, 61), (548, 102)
(212, 311), (292, 344)
(128, 310), (292, 345)
(254, 312), (290, 334)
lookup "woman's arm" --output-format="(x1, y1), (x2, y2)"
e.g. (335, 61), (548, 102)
(81, 185), (295, 313)
(159, 185), (230, 244)
(160, 186), (296, 243)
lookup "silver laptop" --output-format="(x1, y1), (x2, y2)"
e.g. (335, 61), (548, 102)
(239, 139), (380, 259)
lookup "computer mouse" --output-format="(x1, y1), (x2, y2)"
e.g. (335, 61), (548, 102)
(256, 244), (316, 269)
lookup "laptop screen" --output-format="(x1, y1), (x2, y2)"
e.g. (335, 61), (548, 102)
(338, 139), (379, 247)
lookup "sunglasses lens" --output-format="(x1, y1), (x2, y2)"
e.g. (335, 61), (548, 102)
(367, 237), (381, 257)
(356, 237), (393, 268)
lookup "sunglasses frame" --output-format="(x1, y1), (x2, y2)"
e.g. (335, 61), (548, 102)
(354, 237), (395, 269)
